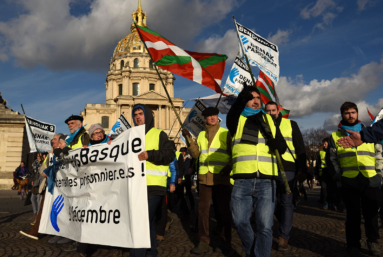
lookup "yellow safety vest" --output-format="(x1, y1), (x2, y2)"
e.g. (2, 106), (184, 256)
(279, 118), (296, 163)
(146, 128), (169, 188)
(197, 127), (230, 175)
(232, 114), (278, 177)
(319, 150), (327, 176)
(69, 133), (87, 149)
(332, 130), (376, 178)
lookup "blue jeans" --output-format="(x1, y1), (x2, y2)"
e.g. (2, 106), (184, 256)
(130, 195), (162, 257)
(231, 178), (276, 257)
(276, 171), (295, 241)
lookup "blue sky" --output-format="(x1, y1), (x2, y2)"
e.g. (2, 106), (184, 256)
(1, 0), (382, 133)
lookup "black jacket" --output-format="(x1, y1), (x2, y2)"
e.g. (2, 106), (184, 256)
(273, 113), (307, 174)
(132, 104), (175, 196)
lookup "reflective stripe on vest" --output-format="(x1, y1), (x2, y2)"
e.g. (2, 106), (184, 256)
(232, 114), (278, 177)
(279, 118), (296, 163)
(319, 150), (327, 176)
(332, 130), (376, 178)
(145, 128), (169, 187)
(197, 127), (230, 175)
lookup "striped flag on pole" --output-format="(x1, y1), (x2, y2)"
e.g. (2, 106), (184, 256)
(135, 24), (228, 94)
(255, 71), (290, 118)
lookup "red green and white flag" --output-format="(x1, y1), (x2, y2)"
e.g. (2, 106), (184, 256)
(367, 108), (375, 122)
(135, 24), (227, 94)
(255, 71), (290, 118)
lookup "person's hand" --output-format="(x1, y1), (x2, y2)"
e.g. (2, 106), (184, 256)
(182, 129), (191, 139)
(138, 151), (149, 161)
(83, 145), (88, 148)
(107, 140), (113, 145)
(178, 178), (182, 184)
(169, 184), (175, 193)
(337, 130), (363, 148)
(188, 168), (193, 175)
(219, 165), (232, 176)
(31, 181), (33, 186)
(43, 173), (48, 178)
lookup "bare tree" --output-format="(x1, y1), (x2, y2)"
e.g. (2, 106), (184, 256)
(302, 127), (330, 168)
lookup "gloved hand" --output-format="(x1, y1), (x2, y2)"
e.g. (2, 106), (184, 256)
(62, 147), (71, 156)
(237, 85), (254, 105)
(53, 148), (63, 157)
(267, 136), (287, 154)
(182, 129), (192, 139)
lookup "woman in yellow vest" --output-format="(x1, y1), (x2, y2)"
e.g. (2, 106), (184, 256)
(182, 107), (232, 254)
(130, 104), (175, 257)
(328, 102), (381, 256)
(226, 86), (287, 257)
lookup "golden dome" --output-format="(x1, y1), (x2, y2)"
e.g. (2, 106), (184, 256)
(111, 0), (148, 61)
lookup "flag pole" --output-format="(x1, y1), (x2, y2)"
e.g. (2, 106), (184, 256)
(215, 93), (223, 108)
(133, 21), (192, 144)
(232, 16), (291, 194)
(168, 100), (189, 138)
(21, 104), (45, 163)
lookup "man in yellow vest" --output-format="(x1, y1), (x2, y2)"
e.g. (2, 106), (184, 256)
(265, 101), (307, 251)
(130, 104), (175, 257)
(226, 85), (287, 257)
(328, 101), (382, 256)
(315, 138), (329, 207)
(64, 115), (90, 149)
(182, 107), (232, 254)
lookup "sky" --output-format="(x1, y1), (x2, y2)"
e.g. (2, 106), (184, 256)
(0, 0), (382, 133)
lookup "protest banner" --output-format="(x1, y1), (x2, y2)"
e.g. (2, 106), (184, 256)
(235, 21), (280, 85)
(183, 100), (221, 137)
(39, 125), (150, 248)
(108, 114), (132, 139)
(222, 56), (254, 96)
(25, 116), (56, 153)
(190, 94), (237, 114)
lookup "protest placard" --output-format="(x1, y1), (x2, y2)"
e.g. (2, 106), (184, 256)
(25, 116), (56, 153)
(39, 125), (150, 248)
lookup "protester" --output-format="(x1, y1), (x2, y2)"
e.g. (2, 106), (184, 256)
(315, 139), (330, 208)
(65, 115), (90, 148)
(29, 153), (47, 223)
(337, 118), (383, 147)
(19, 133), (61, 240)
(265, 101), (307, 251)
(182, 107), (232, 254)
(226, 85), (287, 257)
(179, 147), (195, 212)
(15, 161), (31, 200)
(306, 162), (314, 190)
(129, 104), (175, 257)
(327, 102), (382, 256)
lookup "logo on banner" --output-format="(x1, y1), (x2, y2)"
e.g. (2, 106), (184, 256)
(229, 67), (240, 84)
(188, 110), (198, 123)
(51, 194), (64, 232)
(240, 35), (249, 53)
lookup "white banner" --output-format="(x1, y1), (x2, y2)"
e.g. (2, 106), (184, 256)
(222, 56), (254, 96)
(190, 94), (237, 114)
(235, 21), (280, 85)
(39, 126), (150, 248)
(108, 114), (132, 139)
(25, 116), (56, 153)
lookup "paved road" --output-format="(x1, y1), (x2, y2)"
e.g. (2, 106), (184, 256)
(0, 186), (380, 256)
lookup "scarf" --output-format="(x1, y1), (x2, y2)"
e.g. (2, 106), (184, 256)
(241, 106), (265, 117)
(65, 126), (86, 145)
(340, 120), (362, 136)
(89, 135), (110, 146)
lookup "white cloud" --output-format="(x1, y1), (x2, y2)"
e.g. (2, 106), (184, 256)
(323, 98), (383, 131)
(357, 0), (377, 11)
(277, 58), (383, 117)
(267, 29), (291, 45)
(300, 0), (336, 19)
(0, 0), (240, 72)
(195, 29), (238, 62)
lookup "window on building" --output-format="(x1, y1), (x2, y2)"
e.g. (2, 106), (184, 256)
(118, 84), (123, 95)
(149, 60), (154, 69)
(134, 58), (139, 68)
(120, 60), (124, 69)
(133, 83), (139, 96)
(101, 116), (109, 128)
(149, 83), (155, 91)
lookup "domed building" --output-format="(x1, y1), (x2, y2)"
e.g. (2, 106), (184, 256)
(81, 0), (191, 145)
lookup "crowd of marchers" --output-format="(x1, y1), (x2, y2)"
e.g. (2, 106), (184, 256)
(10, 86), (383, 257)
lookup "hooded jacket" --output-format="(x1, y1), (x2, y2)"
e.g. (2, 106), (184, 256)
(132, 104), (175, 196)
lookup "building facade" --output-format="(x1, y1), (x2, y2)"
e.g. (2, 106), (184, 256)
(81, 0), (190, 145)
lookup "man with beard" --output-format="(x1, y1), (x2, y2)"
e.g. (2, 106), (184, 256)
(328, 102), (382, 256)
(264, 101), (306, 251)
(65, 115), (90, 149)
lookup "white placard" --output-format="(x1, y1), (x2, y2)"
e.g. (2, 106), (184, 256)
(25, 116), (56, 153)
